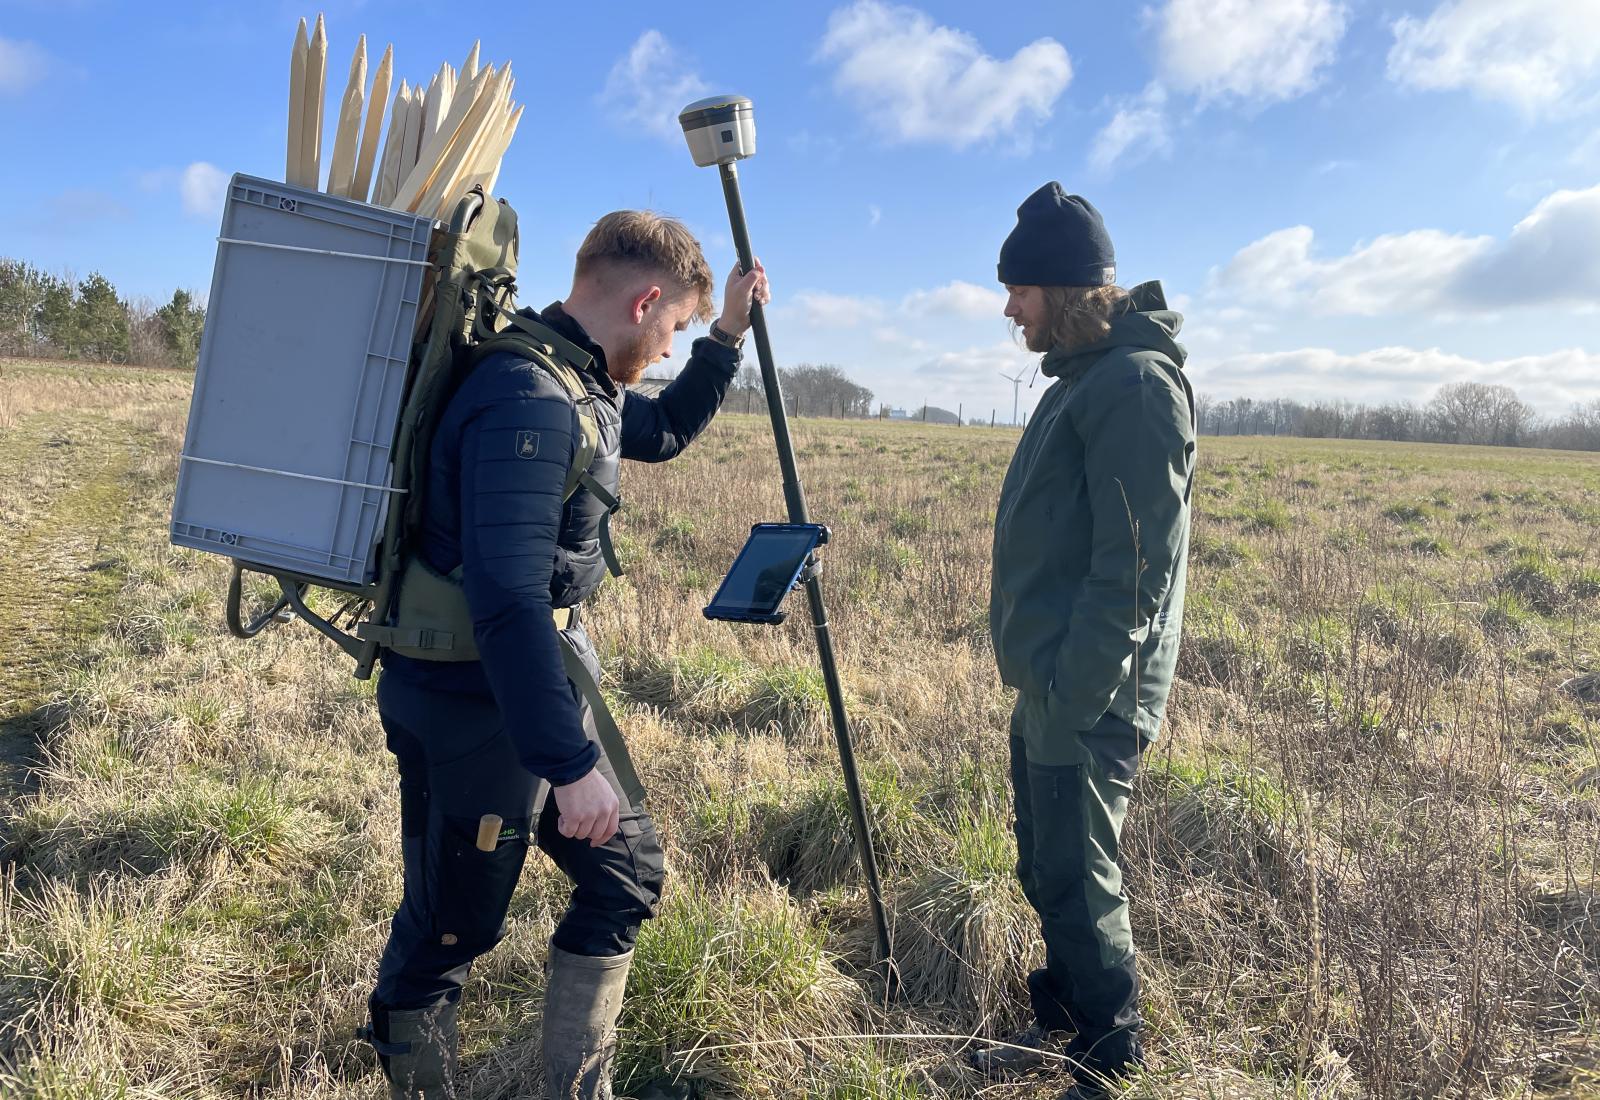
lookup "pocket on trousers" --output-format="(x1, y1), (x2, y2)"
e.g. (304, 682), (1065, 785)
(431, 815), (528, 951)
(618, 814), (666, 906)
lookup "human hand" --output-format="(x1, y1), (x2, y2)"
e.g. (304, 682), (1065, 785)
(553, 767), (620, 847)
(716, 259), (771, 337)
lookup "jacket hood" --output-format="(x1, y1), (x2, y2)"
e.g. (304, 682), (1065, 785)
(1041, 280), (1186, 379)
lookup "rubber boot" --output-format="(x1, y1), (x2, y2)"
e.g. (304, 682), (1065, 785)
(362, 999), (459, 1099)
(542, 946), (633, 1100)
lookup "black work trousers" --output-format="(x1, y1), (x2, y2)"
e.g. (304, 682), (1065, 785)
(1009, 702), (1147, 1073)
(370, 641), (664, 1012)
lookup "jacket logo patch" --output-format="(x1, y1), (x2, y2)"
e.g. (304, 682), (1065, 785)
(515, 431), (540, 460)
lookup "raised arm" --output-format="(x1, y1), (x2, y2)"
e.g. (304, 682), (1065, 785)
(622, 260), (769, 463)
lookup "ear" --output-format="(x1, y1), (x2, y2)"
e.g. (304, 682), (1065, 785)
(629, 285), (664, 324)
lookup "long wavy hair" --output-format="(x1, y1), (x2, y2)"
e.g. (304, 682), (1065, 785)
(1032, 284), (1130, 352)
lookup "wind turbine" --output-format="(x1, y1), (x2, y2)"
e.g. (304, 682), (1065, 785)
(999, 369), (1027, 427)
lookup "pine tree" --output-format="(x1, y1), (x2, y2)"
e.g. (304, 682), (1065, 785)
(34, 274), (79, 357)
(76, 272), (130, 363)
(155, 288), (206, 369)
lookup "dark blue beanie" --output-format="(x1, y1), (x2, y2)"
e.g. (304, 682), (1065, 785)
(997, 183), (1116, 287)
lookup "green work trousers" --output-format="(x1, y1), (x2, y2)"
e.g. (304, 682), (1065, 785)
(1009, 694), (1145, 1071)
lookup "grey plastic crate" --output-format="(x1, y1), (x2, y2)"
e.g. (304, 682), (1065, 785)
(170, 174), (435, 587)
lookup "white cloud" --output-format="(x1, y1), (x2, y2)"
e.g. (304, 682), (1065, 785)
(1455, 185), (1600, 305)
(788, 281), (1010, 328)
(818, 0), (1071, 149)
(868, 205), (882, 228)
(902, 280), (1006, 320)
(1212, 183), (1600, 316)
(1191, 345), (1600, 415)
(0, 36), (50, 94)
(1154, 0), (1347, 105)
(600, 31), (708, 141)
(916, 339), (1036, 381)
(1091, 83), (1171, 173)
(1216, 224), (1493, 314)
(789, 291), (886, 329)
(180, 162), (229, 219)
(1388, 0), (1600, 113)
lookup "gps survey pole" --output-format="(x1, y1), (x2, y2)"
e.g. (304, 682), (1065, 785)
(681, 95), (894, 973)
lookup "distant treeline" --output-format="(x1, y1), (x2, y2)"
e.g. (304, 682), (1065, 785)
(0, 258), (206, 371)
(727, 363), (875, 418)
(1198, 382), (1600, 452)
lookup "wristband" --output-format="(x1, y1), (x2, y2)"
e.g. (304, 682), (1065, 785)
(709, 321), (745, 349)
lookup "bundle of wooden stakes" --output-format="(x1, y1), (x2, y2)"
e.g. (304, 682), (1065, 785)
(285, 15), (523, 221)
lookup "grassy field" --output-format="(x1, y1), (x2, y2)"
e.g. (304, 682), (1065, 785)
(1, 356), (1597, 1099)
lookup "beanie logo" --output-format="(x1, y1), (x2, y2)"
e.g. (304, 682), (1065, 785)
(1102, 266), (1117, 285)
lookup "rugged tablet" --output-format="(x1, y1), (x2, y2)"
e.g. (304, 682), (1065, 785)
(703, 523), (827, 625)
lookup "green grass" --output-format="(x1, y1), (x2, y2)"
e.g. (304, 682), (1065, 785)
(619, 882), (861, 1093)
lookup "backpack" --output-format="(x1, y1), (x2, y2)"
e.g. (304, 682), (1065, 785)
(221, 189), (644, 806)
(226, 188), (620, 680)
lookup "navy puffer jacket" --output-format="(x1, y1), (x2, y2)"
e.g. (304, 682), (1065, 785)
(381, 304), (740, 782)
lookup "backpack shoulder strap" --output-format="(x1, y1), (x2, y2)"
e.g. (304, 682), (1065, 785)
(466, 315), (600, 504)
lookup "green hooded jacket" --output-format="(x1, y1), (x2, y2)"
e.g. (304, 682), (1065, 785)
(990, 281), (1196, 764)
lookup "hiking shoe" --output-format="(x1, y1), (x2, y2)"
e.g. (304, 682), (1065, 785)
(966, 1021), (1068, 1077)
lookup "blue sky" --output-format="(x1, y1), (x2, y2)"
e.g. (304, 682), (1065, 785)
(2, 0), (1596, 421)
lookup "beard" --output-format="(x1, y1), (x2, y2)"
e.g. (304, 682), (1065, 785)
(1018, 321), (1052, 354)
(607, 331), (653, 386)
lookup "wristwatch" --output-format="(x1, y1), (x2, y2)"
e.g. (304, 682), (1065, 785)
(709, 321), (745, 350)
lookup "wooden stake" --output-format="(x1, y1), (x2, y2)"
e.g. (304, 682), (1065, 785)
(287, 19), (308, 186)
(351, 43), (391, 203)
(373, 78), (409, 207)
(412, 64), (510, 217)
(300, 13), (327, 190)
(325, 34), (367, 197)
(401, 83), (426, 181)
(478, 102), (523, 196)
(392, 62), (490, 212)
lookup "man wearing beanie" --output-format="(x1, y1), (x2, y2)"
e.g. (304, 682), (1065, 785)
(973, 183), (1196, 1099)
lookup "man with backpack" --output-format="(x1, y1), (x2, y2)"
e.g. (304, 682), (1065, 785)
(973, 184), (1195, 1099)
(360, 209), (768, 1099)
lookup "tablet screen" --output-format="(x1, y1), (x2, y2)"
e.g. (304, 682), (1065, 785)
(708, 525), (822, 615)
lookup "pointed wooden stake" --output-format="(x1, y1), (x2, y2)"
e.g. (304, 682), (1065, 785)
(351, 43), (392, 203)
(287, 18), (309, 185)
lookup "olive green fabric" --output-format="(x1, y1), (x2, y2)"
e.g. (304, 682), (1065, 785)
(1009, 703), (1144, 1069)
(990, 281), (1195, 765)
(1010, 698), (1137, 964)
